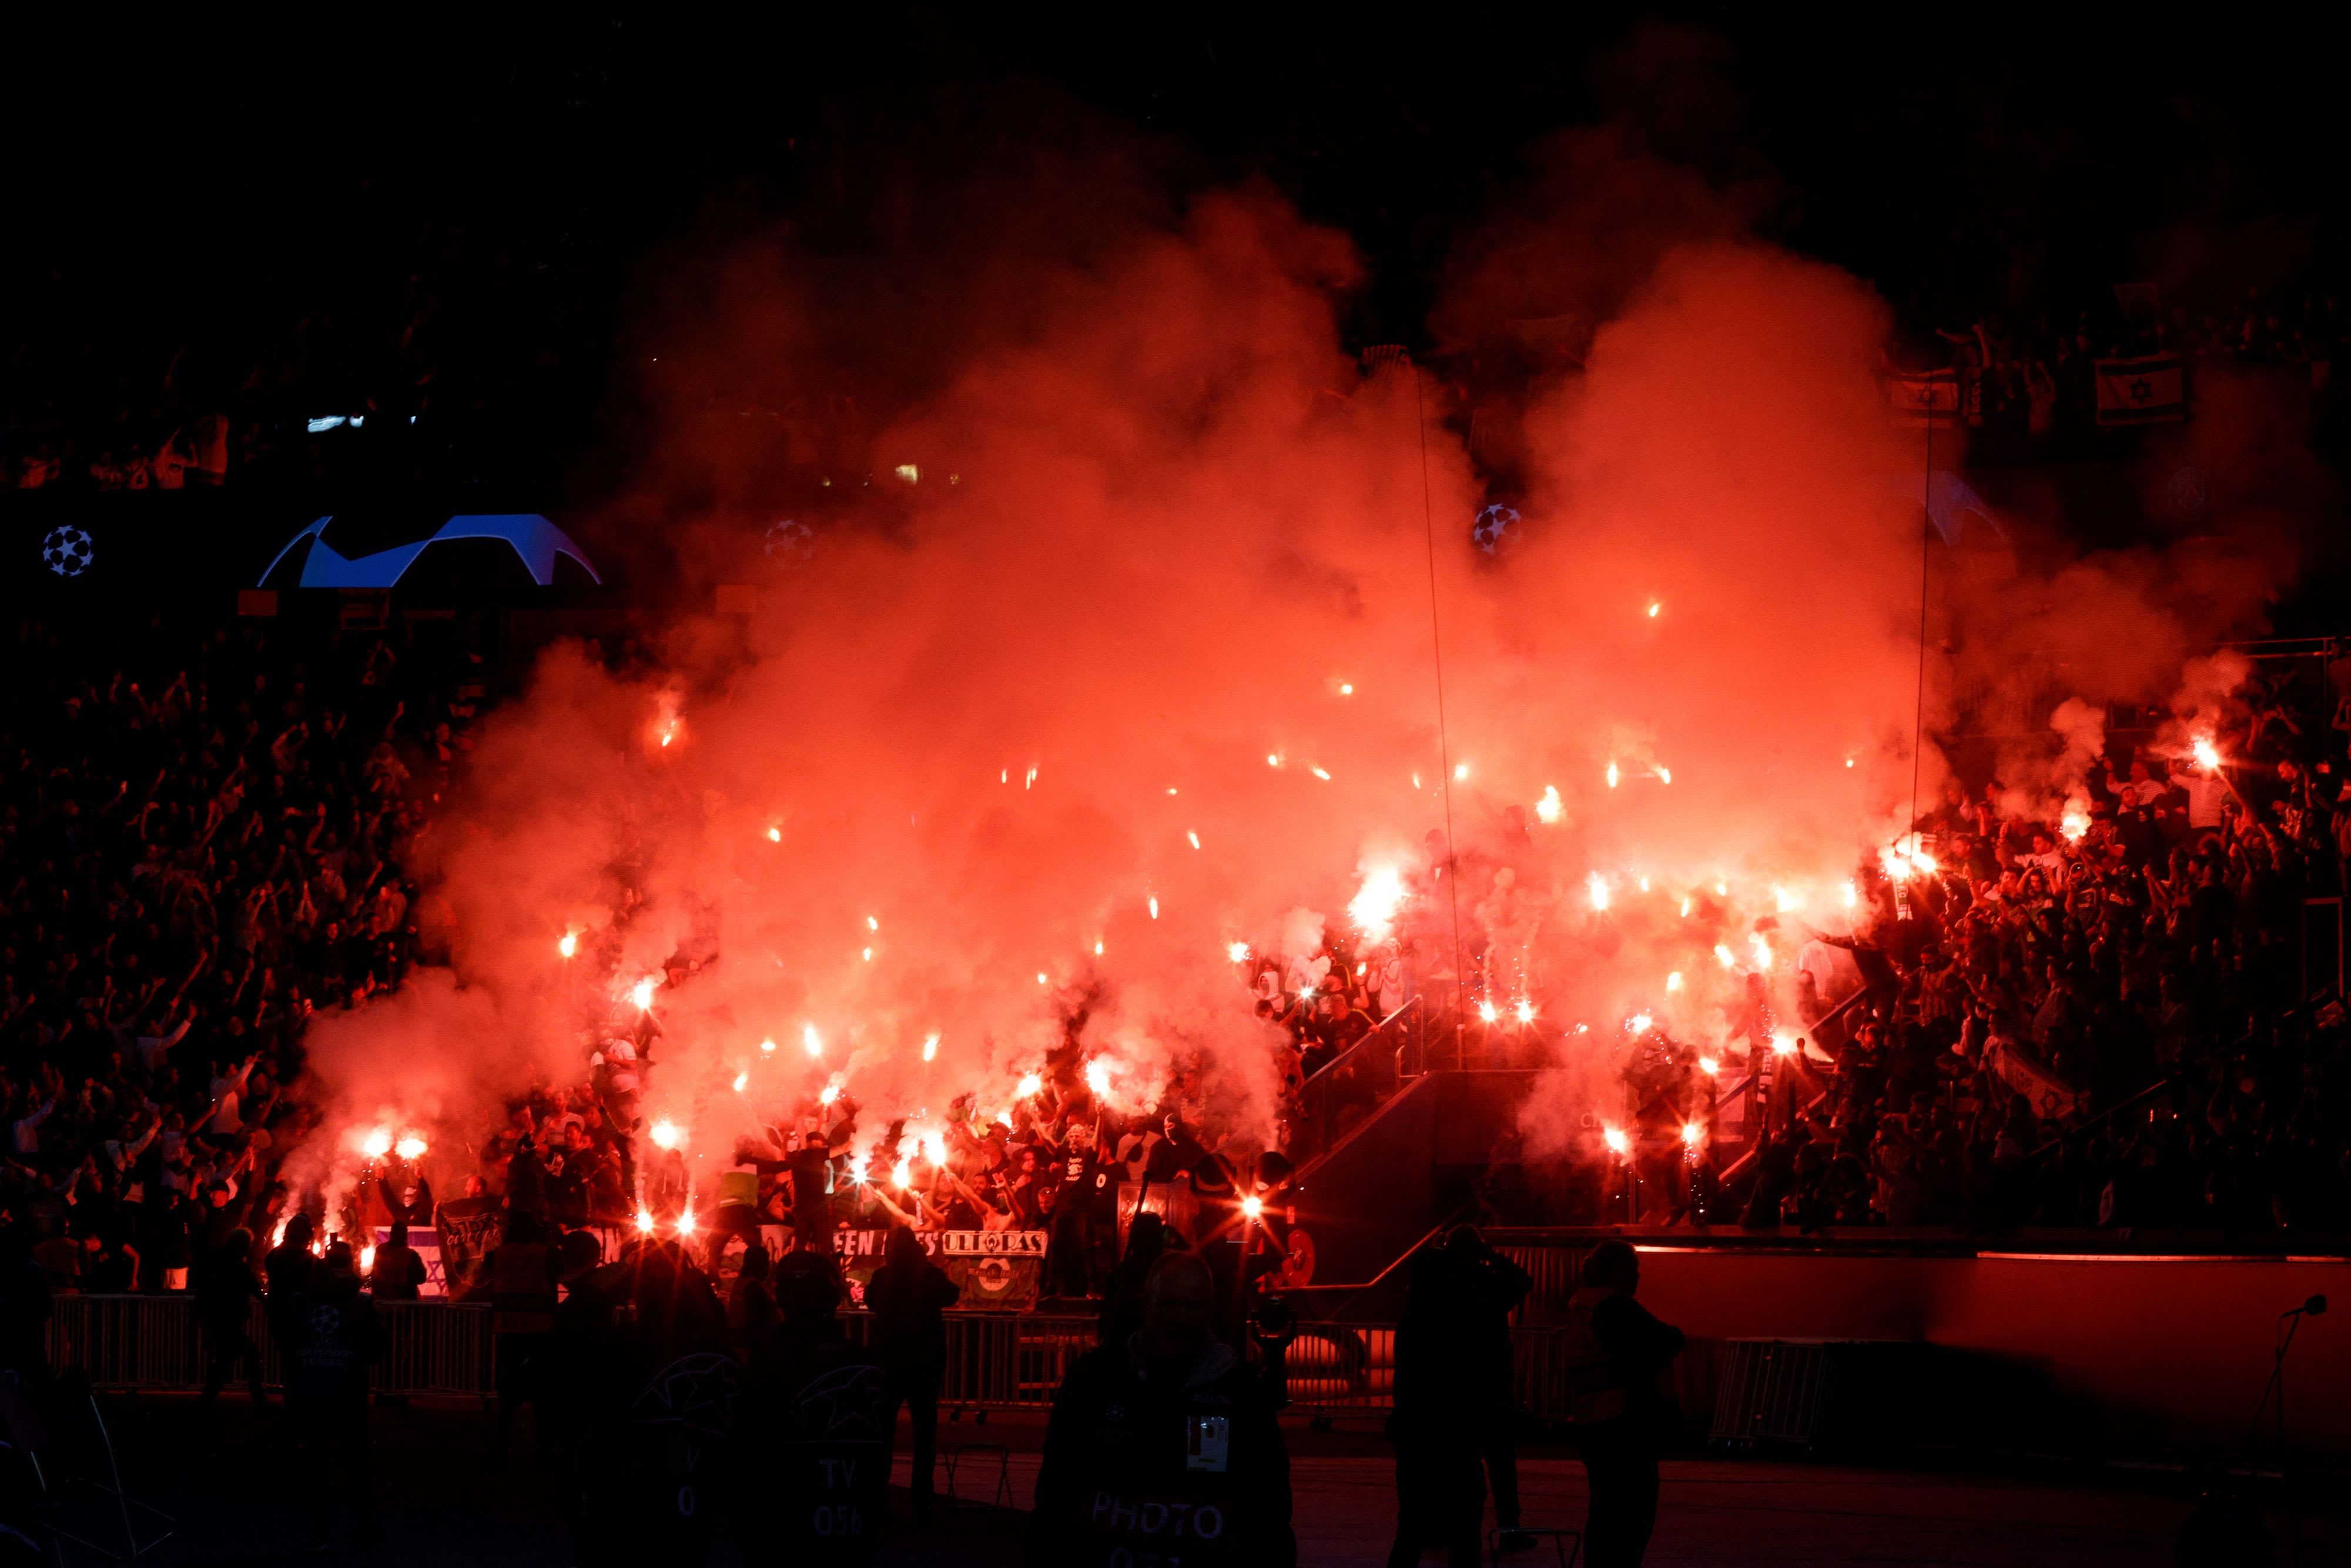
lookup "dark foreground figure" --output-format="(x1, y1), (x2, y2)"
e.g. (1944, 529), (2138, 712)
(1562, 1239), (1686, 1568)
(1030, 1250), (1295, 1567)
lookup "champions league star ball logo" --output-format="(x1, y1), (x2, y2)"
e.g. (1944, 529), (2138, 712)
(764, 518), (815, 567)
(41, 525), (95, 577)
(1470, 504), (1519, 554)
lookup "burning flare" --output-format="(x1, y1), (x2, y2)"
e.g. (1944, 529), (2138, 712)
(649, 1119), (684, 1151)
(1349, 865), (1407, 941)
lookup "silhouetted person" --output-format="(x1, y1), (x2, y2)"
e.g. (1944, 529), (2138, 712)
(263, 1212), (316, 1332)
(866, 1226), (959, 1513)
(368, 1222), (426, 1300)
(284, 1241), (381, 1550)
(194, 1226), (268, 1416)
(1031, 1251), (1294, 1567)
(1385, 1244), (1486, 1568)
(1250, 1291), (1299, 1409)
(1448, 1226), (1535, 1551)
(1097, 1211), (1166, 1348)
(752, 1249), (890, 1560)
(1563, 1240), (1684, 1568)
(484, 1209), (560, 1455)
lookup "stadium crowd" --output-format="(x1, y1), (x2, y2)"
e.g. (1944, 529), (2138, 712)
(2, 609), (2348, 1345)
(1620, 657), (2351, 1239)
(0, 613), (482, 1297)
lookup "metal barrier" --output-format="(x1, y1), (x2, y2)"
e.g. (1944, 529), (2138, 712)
(42, 1295), (496, 1398)
(39, 1297), (1575, 1419)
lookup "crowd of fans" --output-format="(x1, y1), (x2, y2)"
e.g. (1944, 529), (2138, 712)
(1580, 657), (2351, 1239)
(3, 605), (2348, 1352)
(0, 613), (485, 1298)
(1902, 284), (2351, 463)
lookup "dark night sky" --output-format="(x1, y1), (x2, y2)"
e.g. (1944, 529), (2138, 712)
(5, 6), (2343, 478)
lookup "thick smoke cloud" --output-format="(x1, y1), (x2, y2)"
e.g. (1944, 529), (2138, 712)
(291, 144), (2300, 1197)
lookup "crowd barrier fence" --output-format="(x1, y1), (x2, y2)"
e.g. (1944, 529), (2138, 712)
(41, 1295), (497, 1398)
(41, 1297), (1587, 1420)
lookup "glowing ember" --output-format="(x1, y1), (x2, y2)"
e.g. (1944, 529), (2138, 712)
(1310, 766), (1331, 781)
(1267, 753), (1281, 767)
(1016, 1073), (1043, 1099)
(1095, 940), (1105, 956)
(1478, 1000), (1499, 1024)
(649, 1119), (684, 1151)
(766, 826), (782, 842)
(1514, 999), (1535, 1024)
(1665, 971), (1683, 992)
(867, 915), (879, 931)
(635, 1205), (657, 1235)
(1605, 760), (1620, 789)
(1588, 872), (1610, 911)
(631, 976), (658, 1011)
(1714, 944), (1736, 969)
(360, 1128), (393, 1159)
(1603, 1125), (1630, 1155)
(1637, 875), (1650, 892)
(759, 1037), (777, 1054)
(733, 1071), (748, 1093)
(1085, 1060), (1111, 1095)
(1188, 830), (1201, 849)
(1655, 765), (1672, 785)
(1241, 1195), (1264, 1220)
(922, 1034), (939, 1062)
(1147, 896), (1160, 919)
(557, 931), (578, 959)
(863, 947), (874, 962)
(1697, 1055), (1720, 1076)
(2192, 736), (2221, 771)
(1535, 785), (1563, 824)
(1037, 971), (1050, 985)
(1227, 941), (1250, 963)
(1339, 682), (1354, 695)
(1349, 865), (1407, 940)
(1628, 1013), (1653, 1035)
(1680, 897), (1692, 917)
(395, 1135), (427, 1160)
(1646, 601), (1661, 618)
(1454, 763), (1469, 780)
(802, 1023), (823, 1057)
(819, 1080), (842, 1106)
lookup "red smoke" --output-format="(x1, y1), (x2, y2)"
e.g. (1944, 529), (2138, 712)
(288, 160), (2303, 1194)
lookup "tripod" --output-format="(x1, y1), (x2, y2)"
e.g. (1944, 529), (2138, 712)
(2240, 1294), (2327, 1566)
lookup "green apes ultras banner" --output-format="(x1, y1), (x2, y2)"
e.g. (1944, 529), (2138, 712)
(831, 1228), (1046, 1311)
